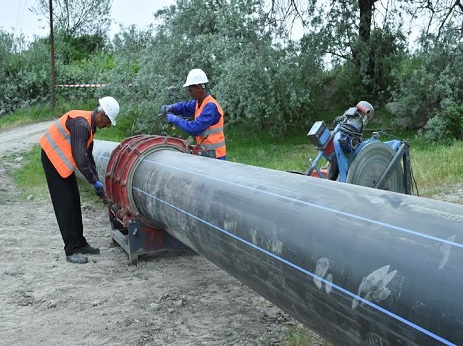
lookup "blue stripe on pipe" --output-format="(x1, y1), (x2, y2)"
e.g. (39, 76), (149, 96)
(147, 159), (463, 249)
(133, 185), (456, 346)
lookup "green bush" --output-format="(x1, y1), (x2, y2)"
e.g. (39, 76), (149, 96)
(420, 104), (463, 144)
(392, 29), (463, 134)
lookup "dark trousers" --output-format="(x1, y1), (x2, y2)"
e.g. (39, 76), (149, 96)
(41, 149), (88, 255)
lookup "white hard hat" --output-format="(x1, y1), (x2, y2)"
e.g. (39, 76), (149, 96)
(99, 96), (120, 126)
(183, 68), (209, 87)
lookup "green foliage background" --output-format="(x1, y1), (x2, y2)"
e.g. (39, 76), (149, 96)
(1, 0), (463, 142)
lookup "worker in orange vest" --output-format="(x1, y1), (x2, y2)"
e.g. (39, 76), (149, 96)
(161, 68), (226, 160)
(39, 96), (120, 264)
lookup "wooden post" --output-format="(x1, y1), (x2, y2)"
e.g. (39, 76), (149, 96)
(49, 0), (56, 109)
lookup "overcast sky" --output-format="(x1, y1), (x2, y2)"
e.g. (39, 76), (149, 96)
(0, 0), (175, 40)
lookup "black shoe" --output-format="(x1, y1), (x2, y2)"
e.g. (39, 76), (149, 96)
(66, 253), (88, 264)
(77, 245), (100, 255)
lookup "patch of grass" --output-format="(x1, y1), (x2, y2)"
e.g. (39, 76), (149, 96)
(409, 140), (463, 196)
(0, 98), (99, 131)
(10, 146), (49, 200)
(285, 323), (331, 346)
(94, 113), (134, 142)
(0, 104), (55, 130)
(226, 125), (319, 172)
(0, 94), (133, 127)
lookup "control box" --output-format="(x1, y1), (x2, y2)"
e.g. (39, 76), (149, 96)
(307, 121), (331, 148)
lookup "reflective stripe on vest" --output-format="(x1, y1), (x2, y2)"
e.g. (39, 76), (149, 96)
(39, 110), (94, 178)
(195, 95), (226, 158)
(200, 126), (223, 137)
(202, 140), (226, 150)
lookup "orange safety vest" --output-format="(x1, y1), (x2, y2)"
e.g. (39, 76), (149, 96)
(195, 95), (226, 158)
(39, 110), (94, 178)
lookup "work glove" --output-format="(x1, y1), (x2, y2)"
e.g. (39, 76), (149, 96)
(93, 181), (106, 200)
(165, 113), (177, 124)
(160, 104), (172, 116)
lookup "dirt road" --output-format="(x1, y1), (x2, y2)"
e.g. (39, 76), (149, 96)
(0, 121), (54, 156)
(0, 121), (322, 346)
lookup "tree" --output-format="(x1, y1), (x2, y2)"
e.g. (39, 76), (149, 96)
(268, 0), (409, 103)
(0, 31), (51, 115)
(391, 29), (463, 136)
(31, 0), (111, 65)
(103, 0), (325, 135)
(404, 0), (463, 39)
(31, 0), (112, 37)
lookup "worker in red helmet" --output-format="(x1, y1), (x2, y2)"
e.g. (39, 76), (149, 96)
(161, 68), (227, 160)
(39, 96), (120, 264)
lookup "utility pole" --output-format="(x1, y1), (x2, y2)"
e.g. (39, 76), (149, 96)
(49, 0), (56, 109)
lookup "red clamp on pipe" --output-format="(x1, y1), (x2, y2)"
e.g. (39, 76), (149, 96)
(104, 135), (188, 228)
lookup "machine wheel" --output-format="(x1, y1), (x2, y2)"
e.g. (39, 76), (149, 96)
(346, 141), (404, 193)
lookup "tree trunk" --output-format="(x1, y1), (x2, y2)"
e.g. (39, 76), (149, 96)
(353, 0), (378, 93)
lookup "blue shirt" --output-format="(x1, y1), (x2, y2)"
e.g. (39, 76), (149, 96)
(171, 95), (221, 136)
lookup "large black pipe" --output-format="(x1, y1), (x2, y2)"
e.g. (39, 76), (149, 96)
(92, 139), (463, 346)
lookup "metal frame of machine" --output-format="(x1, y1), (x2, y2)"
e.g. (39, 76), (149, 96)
(304, 102), (412, 194)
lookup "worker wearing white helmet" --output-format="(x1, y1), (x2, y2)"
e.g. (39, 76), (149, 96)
(161, 68), (227, 159)
(39, 96), (120, 264)
(99, 96), (120, 126)
(182, 68), (209, 87)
